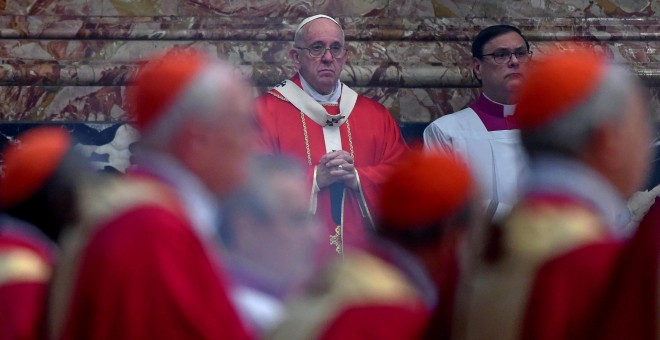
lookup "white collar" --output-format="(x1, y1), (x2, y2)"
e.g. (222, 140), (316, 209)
(299, 73), (341, 104)
(483, 92), (517, 116)
(524, 155), (631, 237)
(134, 151), (221, 241)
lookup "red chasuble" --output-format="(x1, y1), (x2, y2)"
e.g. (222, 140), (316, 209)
(318, 304), (429, 340)
(60, 177), (252, 340)
(256, 74), (407, 255)
(520, 241), (621, 340)
(454, 194), (619, 340)
(268, 249), (430, 340)
(0, 225), (54, 340)
(585, 198), (660, 340)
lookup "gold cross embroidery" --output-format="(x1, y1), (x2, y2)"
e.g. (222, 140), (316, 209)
(329, 225), (342, 254)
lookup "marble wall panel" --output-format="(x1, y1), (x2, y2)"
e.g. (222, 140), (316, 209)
(431, 0), (657, 18)
(0, 86), (126, 121)
(3, 0), (656, 18)
(101, 0), (179, 16)
(0, 16), (656, 43)
(0, 40), (656, 86)
(2, 85), (658, 125)
(178, 0), (319, 17)
(7, 38), (649, 69)
(0, 5), (656, 129)
(2, 0), (100, 15)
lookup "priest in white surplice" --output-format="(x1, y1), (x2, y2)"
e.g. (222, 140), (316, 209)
(424, 25), (532, 222)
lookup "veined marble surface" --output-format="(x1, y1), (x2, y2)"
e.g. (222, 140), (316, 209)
(0, 3), (656, 123)
(0, 16), (657, 122)
(0, 0), (657, 17)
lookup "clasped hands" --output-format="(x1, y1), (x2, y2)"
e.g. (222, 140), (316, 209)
(316, 150), (358, 190)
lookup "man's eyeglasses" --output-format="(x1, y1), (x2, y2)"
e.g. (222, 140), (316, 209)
(295, 44), (346, 58)
(481, 50), (533, 64)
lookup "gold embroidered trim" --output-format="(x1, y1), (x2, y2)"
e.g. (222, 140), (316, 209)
(301, 111), (312, 166)
(300, 113), (354, 166)
(267, 91), (289, 102)
(329, 226), (342, 254)
(346, 120), (354, 158)
(328, 186), (347, 256)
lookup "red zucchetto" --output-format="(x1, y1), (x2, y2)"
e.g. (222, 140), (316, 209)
(379, 150), (473, 229)
(128, 48), (210, 132)
(0, 127), (71, 209)
(515, 47), (608, 130)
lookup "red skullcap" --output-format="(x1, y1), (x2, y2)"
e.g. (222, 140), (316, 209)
(0, 127), (71, 209)
(129, 48), (209, 131)
(379, 150), (473, 229)
(516, 47), (608, 130)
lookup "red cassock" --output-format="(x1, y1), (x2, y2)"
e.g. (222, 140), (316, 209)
(423, 230), (464, 340)
(256, 74), (407, 255)
(584, 197), (660, 340)
(318, 304), (430, 340)
(59, 177), (252, 340)
(512, 194), (623, 340)
(520, 240), (621, 340)
(268, 249), (431, 340)
(453, 194), (621, 340)
(0, 222), (54, 340)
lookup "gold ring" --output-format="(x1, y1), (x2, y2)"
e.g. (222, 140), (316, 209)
(337, 164), (343, 169)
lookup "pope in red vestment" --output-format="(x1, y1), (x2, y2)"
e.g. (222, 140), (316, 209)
(257, 76), (407, 255)
(256, 15), (407, 257)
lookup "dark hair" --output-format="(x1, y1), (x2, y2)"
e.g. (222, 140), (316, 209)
(376, 200), (475, 251)
(471, 25), (529, 58)
(2, 149), (89, 242)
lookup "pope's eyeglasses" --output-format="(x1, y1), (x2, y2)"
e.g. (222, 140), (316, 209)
(295, 44), (346, 58)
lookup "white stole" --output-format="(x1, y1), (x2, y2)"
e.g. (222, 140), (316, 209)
(273, 79), (358, 153)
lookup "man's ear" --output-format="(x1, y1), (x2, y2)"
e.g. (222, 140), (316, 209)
(582, 120), (619, 172)
(290, 48), (301, 68)
(472, 57), (482, 81)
